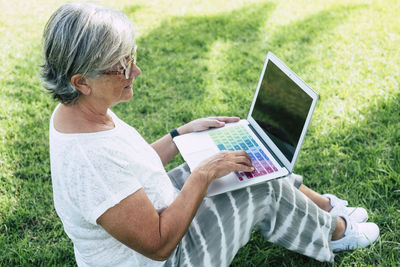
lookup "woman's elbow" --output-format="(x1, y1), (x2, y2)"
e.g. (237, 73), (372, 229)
(146, 246), (175, 261)
(149, 253), (170, 262)
(134, 240), (175, 261)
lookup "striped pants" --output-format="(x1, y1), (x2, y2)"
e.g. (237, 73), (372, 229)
(165, 163), (337, 266)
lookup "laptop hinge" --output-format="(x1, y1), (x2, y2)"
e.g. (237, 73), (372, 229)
(248, 123), (288, 170)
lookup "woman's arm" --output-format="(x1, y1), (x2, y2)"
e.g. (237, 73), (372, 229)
(151, 117), (240, 165)
(97, 150), (253, 261)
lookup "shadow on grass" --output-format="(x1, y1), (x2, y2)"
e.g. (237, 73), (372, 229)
(117, 2), (366, 138)
(266, 4), (368, 70)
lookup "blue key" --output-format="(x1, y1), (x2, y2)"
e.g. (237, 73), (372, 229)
(251, 138), (258, 147)
(255, 152), (263, 161)
(259, 149), (270, 160)
(217, 144), (226, 150)
(248, 152), (256, 161)
(239, 143), (248, 150)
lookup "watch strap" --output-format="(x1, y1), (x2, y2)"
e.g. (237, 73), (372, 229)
(170, 128), (180, 139)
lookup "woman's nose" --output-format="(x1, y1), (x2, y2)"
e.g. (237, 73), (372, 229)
(130, 64), (141, 78)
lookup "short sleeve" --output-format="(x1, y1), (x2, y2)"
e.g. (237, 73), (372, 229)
(61, 141), (143, 225)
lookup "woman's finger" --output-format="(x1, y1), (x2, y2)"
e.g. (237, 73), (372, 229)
(232, 163), (254, 172)
(234, 156), (253, 167)
(230, 150), (251, 158)
(223, 151), (253, 168)
(205, 118), (226, 128)
(208, 116), (240, 123)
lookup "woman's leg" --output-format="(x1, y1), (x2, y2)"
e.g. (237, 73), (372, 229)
(299, 184), (332, 212)
(166, 164), (336, 266)
(298, 184), (347, 240)
(255, 176), (336, 262)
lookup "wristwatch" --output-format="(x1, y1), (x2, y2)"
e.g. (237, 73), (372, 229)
(170, 128), (180, 139)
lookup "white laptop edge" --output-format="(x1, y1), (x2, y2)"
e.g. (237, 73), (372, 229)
(247, 52), (318, 173)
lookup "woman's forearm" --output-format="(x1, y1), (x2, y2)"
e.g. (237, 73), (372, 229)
(151, 133), (179, 165)
(97, 168), (211, 261)
(150, 150), (252, 260)
(97, 151), (252, 261)
(151, 125), (189, 165)
(152, 168), (210, 259)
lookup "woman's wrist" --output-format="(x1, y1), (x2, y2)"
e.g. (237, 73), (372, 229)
(177, 124), (190, 135)
(192, 165), (215, 185)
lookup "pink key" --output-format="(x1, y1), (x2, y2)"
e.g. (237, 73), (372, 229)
(256, 167), (265, 173)
(244, 172), (253, 178)
(266, 159), (278, 171)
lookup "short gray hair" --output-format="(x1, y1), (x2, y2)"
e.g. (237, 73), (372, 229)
(41, 2), (135, 105)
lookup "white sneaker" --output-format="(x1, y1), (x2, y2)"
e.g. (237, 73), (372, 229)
(330, 215), (380, 252)
(323, 194), (368, 223)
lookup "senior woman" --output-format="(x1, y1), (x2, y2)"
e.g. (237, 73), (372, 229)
(42, 3), (379, 266)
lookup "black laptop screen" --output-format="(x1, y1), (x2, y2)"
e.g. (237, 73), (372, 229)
(251, 60), (313, 162)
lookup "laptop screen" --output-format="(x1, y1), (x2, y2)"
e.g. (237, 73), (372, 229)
(251, 60), (313, 162)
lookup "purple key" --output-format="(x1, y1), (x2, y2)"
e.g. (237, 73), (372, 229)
(259, 149), (278, 172)
(268, 161), (278, 172)
(260, 160), (273, 173)
(234, 171), (244, 181)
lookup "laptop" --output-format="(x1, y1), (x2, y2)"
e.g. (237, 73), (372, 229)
(173, 52), (318, 196)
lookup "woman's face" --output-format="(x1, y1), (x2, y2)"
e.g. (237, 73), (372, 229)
(86, 61), (141, 107)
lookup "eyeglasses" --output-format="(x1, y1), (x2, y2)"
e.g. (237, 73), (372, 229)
(101, 45), (137, 79)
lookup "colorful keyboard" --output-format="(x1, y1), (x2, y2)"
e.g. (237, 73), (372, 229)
(209, 125), (279, 181)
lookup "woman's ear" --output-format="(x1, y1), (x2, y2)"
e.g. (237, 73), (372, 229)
(71, 74), (91, 95)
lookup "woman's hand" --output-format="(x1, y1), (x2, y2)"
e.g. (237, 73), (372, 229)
(177, 116), (240, 135)
(193, 150), (254, 184)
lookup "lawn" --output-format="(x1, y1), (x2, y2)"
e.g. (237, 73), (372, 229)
(1, 0), (399, 266)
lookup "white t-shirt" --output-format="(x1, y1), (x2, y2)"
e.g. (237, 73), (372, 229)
(49, 105), (177, 266)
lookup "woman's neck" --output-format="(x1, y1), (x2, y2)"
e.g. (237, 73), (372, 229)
(54, 100), (115, 134)
(75, 100), (113, 127)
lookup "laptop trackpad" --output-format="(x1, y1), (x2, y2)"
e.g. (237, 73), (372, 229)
(174, 132), (216, 153)
(182, 148), (219, 170)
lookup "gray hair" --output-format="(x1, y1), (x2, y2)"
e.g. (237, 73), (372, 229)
(41, 2), (135, 105)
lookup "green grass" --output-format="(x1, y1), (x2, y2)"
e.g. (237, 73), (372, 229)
(1, 0), (399, 265)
